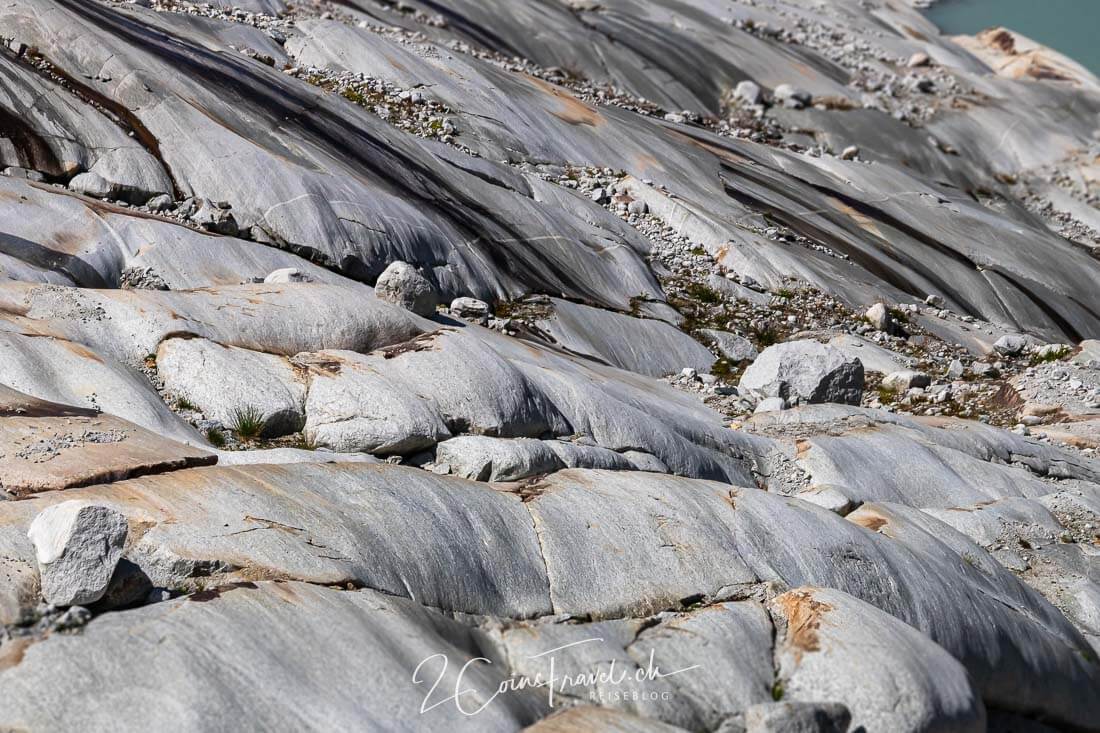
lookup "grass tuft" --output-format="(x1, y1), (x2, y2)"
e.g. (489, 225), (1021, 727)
(685, 282), (721, 305)
(1030, 347), (1069, 365)
(230, 406), (267, 441)
(206, 428), (226, 448)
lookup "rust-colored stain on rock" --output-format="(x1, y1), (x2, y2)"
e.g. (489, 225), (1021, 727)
(525, 75), (604, 127)
(775, 589), (833, 659)
(825, 196), (885, 239)
(850, 508), (889, 533)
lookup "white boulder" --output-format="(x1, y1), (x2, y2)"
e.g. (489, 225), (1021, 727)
(375, 261), (438, 316)
(27, 502), (128, 607)
(882, 370), (932, 393)
(739, 340), (864, 406)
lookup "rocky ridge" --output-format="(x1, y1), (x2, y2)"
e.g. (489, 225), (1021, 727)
(2, 0), (1100, 731)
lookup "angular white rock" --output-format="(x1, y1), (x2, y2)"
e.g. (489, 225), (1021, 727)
(882, 370), (931, 392)
(450, 297), (490, 323)
(263, 268), (310, 284)
(27, 502), (128, 607)
(375, 261), (438, 316)
(755, 397), (787, 414)
(739, 340), (864, 406)
(700, 329), (758, 362)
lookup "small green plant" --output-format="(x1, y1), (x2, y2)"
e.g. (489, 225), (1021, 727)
(206, 427), (226, 448)
(1030, 347), (1069, 365)
(710, 359), (734, 379)
(176, 396), (198, 412)
(961, 552), (977, 567)
(685, 282), (721, 305)
(690, 246), (706, 256)
(774, 288), (794, 299)
(771, 680), (784, 701)
(749, 323), (779, 347)
(341, 88), (368, 106)
(887, 307), (910, 324)
(230, 406), (267, 441)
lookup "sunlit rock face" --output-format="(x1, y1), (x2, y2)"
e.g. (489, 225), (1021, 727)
(2, 1), (1100, 730)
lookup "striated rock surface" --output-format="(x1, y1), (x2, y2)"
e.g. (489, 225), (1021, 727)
(2, 0), (1100, 729)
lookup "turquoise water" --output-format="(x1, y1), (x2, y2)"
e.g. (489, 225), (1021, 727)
(925, 0), (1100, 77)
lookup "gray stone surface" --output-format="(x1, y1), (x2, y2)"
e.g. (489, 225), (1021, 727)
(538, 298), (716, 377)
(795, 485), (856, 516)
(0, 583), (547, 731)
(0, 331), (202, 445)
(769, 587), (985, 733)
(0, 384), (214, 496)
(744, 702), (851, 733)
(740, 341), (864, 406)
(299, 350), (452, 455)
(435, 435), (565, 482)
(27, 501), (128, 606)
(158, 337), (307, 437)
(2, 0), (1100, 727)
(881, 370), (932, 392)
(826, 334), (913, 374)
(375, 261), (438, 316)
(699, 329), (758, 362)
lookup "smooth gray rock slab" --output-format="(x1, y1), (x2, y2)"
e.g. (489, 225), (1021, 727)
(795, 485), (855, 516)
(0, 331), (202, 445)
(490, 600), (774, 730)
(537, 298), (715, 378)
(0, 463), (555, 620)
(299, 350), (452, 455)
(824, 333), (914, 374)
(699, 329), (758, 362)
(526, 470), (759, 619)
(435, 435), (565, 482)
(0, 384), (214, 496)
(158, 337), (306, 437)
(544, 440), (637, 471)
(211, 448), (380, 466)
(739, 340), (864, 406)
(263, 267), (310, 284)
(744, 702), (851, 733)
(0, 583), (546, 731)
(27, 501), (128, 607)
(3, 282), (425, 369)
(769, 587), (984, 733)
